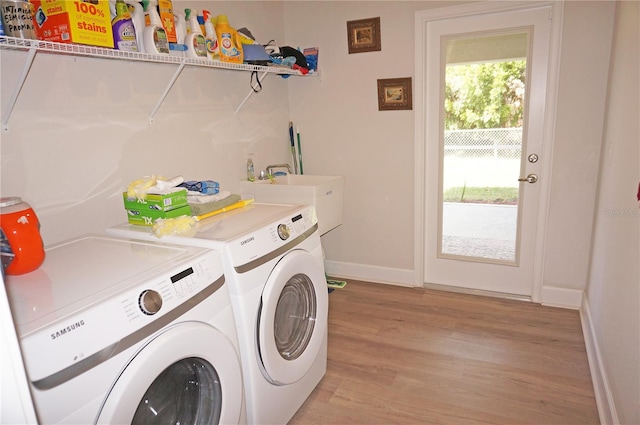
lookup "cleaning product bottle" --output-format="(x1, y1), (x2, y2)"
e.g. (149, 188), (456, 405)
(184, 8), (208, 59)
(125, 0), (145, 53)
(184, 8), (191, 34)
(197, 11), (205, 35)
(143, 0), (169, 54)
(215, 15), (243, 63)
(112, 0), (138, 52)
(202, 10), (219, 60)
(247, 156), (255, 182)
(169, 10), (187, 57)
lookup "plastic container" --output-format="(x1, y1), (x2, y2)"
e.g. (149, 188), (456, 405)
(215, 15), (243, 63)
(202, 10), (219, 60)
(143, 0), (169, 54)
(112, 0), (138, 52)
(0, 197), (45, 275)
(169, 9), (187, 57)
(125, 0), (145, 53)
(184, 8), (207, 59)
(247, 156), (255, 182)
(1, 0), (36, 39)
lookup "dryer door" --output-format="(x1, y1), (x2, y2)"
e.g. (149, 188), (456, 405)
(95, 322), (243, 425)
(258, 250), (328, 385)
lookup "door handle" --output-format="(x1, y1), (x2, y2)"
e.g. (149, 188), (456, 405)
(518, 174), (538, 184)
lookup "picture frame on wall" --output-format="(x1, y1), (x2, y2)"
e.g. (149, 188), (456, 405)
(377, 78), (413, 111)
(347, 17), (381, 54)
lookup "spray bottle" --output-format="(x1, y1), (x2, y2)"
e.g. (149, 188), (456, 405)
(247, 156), (255, 182)
(112, 0), (138, 52)
(125, 0), (145, 53)
(184, 8), (207, 59)
(143, 0), (169, 54)
(170, 9), (187, 57)
(202, 10), (219, 60)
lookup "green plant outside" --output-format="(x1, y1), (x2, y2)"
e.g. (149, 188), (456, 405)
(443, 187), (518, 204)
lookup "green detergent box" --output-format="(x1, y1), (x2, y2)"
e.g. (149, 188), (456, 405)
(126, 205), (192, 226)
(122, 189), (188, 212)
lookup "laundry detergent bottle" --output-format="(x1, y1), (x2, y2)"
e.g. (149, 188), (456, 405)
(143, 0), (169, 54)
(112, 0), (138, 51)
(215, 15), (243, 63)
(185, 8), (208, 59)
(125, 0), (145, 53)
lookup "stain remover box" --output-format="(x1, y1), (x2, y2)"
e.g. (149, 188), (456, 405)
(31, 0), (113, 48)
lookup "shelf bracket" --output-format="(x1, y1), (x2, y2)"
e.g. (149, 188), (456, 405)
(235, 71), (269, 115)
(2, 46), (37, 133)
(149, 61), (186, 124)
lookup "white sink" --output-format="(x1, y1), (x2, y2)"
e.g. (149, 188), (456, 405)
(239, 175), (344, 235)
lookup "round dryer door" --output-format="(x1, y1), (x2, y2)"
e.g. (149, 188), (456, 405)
(258, 250), (329, 385)
(96, 322), (243, 425)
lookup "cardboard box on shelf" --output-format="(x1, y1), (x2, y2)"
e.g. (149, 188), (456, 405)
(31, 0), (113, 48)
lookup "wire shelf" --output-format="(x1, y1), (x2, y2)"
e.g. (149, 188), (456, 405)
(0, 36), (301, 75)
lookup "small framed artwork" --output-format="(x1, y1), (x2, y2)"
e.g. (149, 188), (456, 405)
(347, 17), (381, 54)
(377, 77), (413, 111)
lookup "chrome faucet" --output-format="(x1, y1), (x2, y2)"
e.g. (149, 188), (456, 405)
(266, 164), (292, 175)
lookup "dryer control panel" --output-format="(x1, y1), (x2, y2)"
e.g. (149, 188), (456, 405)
(226, 205), (317, 268)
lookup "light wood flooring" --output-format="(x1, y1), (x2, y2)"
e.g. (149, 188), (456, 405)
(289, 279), (599, 425)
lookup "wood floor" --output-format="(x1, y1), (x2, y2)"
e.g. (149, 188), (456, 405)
(289, 280), (599, 425)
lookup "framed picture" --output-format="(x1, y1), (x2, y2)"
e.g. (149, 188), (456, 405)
(377, 78), (413, 111)
(347, 17), (381, 54)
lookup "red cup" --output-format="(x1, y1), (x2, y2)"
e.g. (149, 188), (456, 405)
(1, 197), (45, 275)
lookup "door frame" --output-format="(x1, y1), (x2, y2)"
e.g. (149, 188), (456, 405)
(413, 1), (564, 302)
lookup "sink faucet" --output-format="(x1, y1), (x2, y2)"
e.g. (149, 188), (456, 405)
(266, 164), (292, 175)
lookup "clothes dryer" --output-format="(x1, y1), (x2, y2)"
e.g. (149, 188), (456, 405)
(108, 203), (328, 424)
(5, 234), (245, 424)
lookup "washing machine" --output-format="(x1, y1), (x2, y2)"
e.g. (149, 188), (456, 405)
(4, 234), (245, 424)
(108, 203), (328, 424)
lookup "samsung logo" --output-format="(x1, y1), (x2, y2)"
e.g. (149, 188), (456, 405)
(51, 320), (85, 340)
(240, 236), (255, 245)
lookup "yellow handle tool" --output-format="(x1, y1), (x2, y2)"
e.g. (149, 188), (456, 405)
(195, 199), (254, 221)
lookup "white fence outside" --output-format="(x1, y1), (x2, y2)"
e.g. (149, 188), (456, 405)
(443, 128), (522, 189)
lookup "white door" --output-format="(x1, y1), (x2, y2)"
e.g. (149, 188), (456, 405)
(258, 250), (328, 385)
(96, 322), (244, 425)
(418, 3), (559, 297)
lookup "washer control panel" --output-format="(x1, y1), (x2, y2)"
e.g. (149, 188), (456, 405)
(226, 205), (317, 266)
(18, 249), (224, 382)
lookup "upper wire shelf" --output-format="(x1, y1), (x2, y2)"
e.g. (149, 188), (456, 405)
(0, 36), (301, 75)
(1, 36), (306, 130)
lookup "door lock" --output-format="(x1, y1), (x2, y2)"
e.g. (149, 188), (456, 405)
(518, 174), (538, 184)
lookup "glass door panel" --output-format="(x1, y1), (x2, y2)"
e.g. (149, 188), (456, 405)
(440, 31), (529, 264)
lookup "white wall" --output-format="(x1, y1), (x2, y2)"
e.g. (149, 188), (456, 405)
(283, 1), (617, 295)
(285, 1), (464, 285)
(542, 1), (616, 297)
(1, 1), (293, 245)
(583, 2), (639, 424)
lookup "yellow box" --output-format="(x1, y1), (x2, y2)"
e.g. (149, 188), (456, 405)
(31, 0), (114, 48)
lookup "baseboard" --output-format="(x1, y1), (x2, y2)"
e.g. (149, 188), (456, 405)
(323, 260), (415, 287)
(580, 296), (618, 425)
(540, 284), (583, 309)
